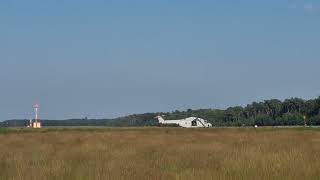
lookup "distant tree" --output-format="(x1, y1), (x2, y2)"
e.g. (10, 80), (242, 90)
(309, 115), (320, 125)
(264, 99), (282, 118)
(279, 113), (304, 126)
(282, 98), (305, 114)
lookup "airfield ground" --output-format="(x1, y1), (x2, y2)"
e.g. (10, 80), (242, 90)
(0, 127), (319, 180)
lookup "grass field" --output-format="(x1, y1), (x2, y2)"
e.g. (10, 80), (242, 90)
(0, 127), (319, 180)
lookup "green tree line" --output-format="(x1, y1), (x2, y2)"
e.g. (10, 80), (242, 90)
(1, 97), (320, 127)
(163, 97), (320, 126)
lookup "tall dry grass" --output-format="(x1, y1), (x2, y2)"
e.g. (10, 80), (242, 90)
(0, 128), (319, 180)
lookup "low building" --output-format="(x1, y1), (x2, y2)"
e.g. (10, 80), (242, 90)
(28, 119), (42, 129)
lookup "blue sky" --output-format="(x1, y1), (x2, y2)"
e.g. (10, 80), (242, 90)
(0, 0), (319, 120)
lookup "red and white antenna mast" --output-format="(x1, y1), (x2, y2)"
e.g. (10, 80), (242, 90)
(33, 103), (40, 124)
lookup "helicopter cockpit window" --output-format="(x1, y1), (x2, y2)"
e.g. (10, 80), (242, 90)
(192, 120), (197, 126)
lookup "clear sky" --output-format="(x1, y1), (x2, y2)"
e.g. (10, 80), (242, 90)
(0, 0), (319, 120)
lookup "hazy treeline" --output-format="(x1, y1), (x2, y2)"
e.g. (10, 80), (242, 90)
(163, 97), (320, 126)
(1, 97), (320, 127)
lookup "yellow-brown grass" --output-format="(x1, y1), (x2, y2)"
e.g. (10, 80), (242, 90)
(0, 128), (319, 180)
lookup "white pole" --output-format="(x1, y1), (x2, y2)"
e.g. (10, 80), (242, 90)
(35, 107), (38, 127)
(35, 108), (38, 121)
